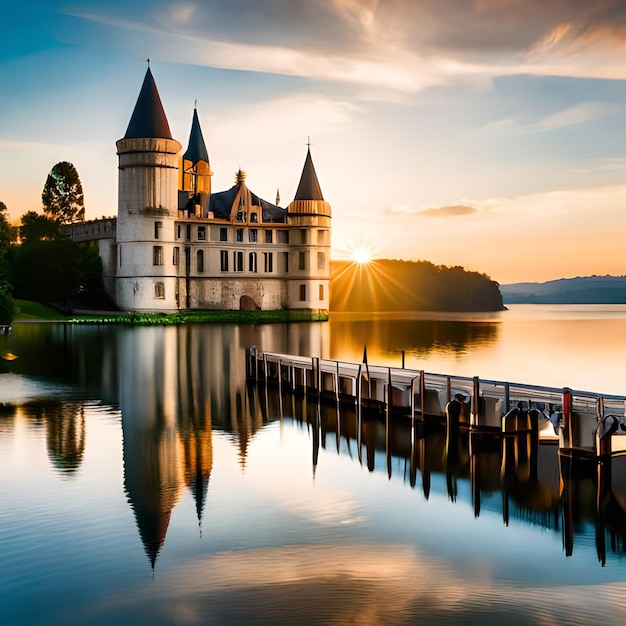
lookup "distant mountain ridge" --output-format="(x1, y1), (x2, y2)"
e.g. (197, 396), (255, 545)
(500, 275), (626, 304)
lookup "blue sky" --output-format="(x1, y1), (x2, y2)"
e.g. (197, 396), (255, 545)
(2, 0), (626, 282)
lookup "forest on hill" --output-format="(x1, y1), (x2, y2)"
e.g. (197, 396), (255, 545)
(330, 259), (504, 312)
(500, 275), (626, 304)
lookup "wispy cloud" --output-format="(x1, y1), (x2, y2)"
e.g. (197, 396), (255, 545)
(414, 204), (478, 218)
(62, 0), (626, 94)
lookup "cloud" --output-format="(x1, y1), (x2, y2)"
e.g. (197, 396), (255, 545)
(476, 101), (624, 137)
(415, 204), (478, 218)
(62, 0), (626, 94)
(385, 203), (479, 218)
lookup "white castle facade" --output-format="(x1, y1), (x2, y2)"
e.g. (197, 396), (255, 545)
(96, 68), (331, 316)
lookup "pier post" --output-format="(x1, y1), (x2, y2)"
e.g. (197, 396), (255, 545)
(562, 387), (572, 449)
(401, 350), (405, 369)
(420, 370), (426, 419)
(471, 376), (480, 429)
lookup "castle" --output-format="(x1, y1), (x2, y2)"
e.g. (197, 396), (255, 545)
(94, 67), (331, 316)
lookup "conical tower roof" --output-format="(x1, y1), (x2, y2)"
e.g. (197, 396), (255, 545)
(124, 67), (173, 140)
(294, 148), (324, 201)
(183, 108), (209, 165)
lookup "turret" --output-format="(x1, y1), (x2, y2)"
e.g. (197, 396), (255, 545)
(286, 147), (331, 312)
(115, 66), (182, 312)
(180, 106), (212, 217)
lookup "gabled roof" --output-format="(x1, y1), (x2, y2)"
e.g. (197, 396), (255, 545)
(183, 108), (209, 165)
(294, 148), (324, 201)
(208, 185), (286, 222)
(124, 68), (173, 140)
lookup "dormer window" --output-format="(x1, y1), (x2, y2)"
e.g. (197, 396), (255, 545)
(236, 211), (246, 222)
(250, 212), (258, 223)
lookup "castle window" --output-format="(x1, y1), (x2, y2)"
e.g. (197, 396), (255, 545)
(299, 251), (307, 271)
(153, 246), (163, 266)
(317, 252), (325, 270)
(251, 212), (258, 223)
(319, 284), (324, 301)
(155, 282), (165, 299)
(317, 229), (327, 244)
(277, 230), (289, 244)
(220, 227), (228, 242)
(236, 210), (246, 222)
(300, 229), (307, 244)
(236, 228), (244, 242)
(198, 226), (206, 241)
(154, 221), (162, 239)
(283, 252), (289, 273)
(177, 225), (182, 239)
(234, 251), (244, 272)
(220, 250), (229, 271)
(265, 230), (273, 243)
(249, 229), (257, 243)
(249, 252), (257, 273)
(197, 250), (204, 273)
(173, 246), (179, 266)
(186, 225), (191, 240)
(264, 252), (273, 273)
(299, 284), (306, 301)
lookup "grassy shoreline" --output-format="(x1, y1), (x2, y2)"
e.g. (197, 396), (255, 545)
(12, 301), (329, 325)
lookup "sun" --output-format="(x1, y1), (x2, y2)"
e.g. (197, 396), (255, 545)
(353, 245), (373, 264)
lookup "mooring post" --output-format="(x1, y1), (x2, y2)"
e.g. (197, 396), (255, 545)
(562, 387), (572, 449)
(388, 367), (393, 414)
(335, 360), (340, 404)
(420, 370), (426, 419)
(471, 376), (480, 429)
(401, 350), (405, 369)
(596, 396), (611, 457)
(504, 383), (510, 414)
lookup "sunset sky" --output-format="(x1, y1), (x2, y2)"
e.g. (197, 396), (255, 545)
(2, 0), (626, 283)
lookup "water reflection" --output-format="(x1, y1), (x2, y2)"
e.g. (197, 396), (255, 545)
(329, 315), (499, 365)
(1, 317), (625, 574)
(262, 381), (626, 566)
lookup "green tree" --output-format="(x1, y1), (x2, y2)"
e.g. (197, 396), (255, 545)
(19, 211), (62, 242)
(0, 202), (17, 286)
(42, 161), (85, 224)
(13, 211), (105, 312)
(0, 280), (14, 325)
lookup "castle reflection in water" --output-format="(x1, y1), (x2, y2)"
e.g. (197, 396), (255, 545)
(115, 323), (626, 568)
(2, 319), (625, 568)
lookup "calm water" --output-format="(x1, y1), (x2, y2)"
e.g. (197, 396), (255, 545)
(2, 305), (626, 625)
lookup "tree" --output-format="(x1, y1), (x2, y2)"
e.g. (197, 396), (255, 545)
(19, 211), (62, 243)
(0, 202), (17, 286)
(42, 161), (85, 224)
(0, 281), (14, 325)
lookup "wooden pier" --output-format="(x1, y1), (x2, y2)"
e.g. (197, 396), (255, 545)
(246, 347), (626, 458)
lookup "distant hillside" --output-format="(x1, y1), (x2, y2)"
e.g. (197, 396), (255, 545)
(500, 275), (626, 304)
(330, 259), (504, 312)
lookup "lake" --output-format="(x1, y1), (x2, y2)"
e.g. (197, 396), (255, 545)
(1, 304), (626, 625)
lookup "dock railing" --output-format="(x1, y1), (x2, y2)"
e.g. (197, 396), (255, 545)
(246, 347), (626, 457)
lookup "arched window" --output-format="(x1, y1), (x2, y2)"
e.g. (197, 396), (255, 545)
(155, 282), (165, 299)
(317, 252), (325, 270)
(197, 250), (204, 273)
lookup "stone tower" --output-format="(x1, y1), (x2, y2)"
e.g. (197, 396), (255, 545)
(286, 148), (332, 311)
(115, 67), (182, 311)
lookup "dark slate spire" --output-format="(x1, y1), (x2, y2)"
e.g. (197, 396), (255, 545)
(124, 68), (173, 140)
(294, 148), (324, 201)
(183, 107), (209, 165)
